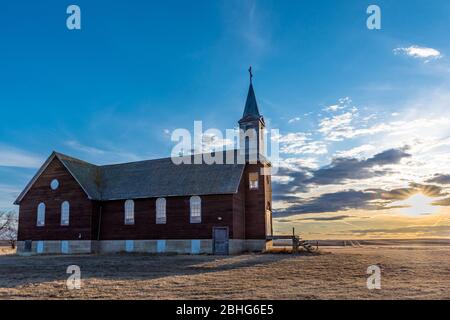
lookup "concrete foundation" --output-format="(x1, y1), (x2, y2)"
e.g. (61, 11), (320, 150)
(16, 240), (93, 255)
(16, 239), (270, 255)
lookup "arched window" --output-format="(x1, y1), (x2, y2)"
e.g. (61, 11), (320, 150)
(124, 200), (135, 225)
(61, 201), (70, 226)
(37, 203), (45, 227)
(156, 198), (166, 224)
(190, 196), (201, 223)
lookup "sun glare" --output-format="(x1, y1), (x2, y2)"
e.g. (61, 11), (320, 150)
(395, 193), (439, 216)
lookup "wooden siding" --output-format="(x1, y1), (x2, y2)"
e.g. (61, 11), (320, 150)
(17, 158), (94, 241)
(243, 163), (271, 239)
(96, 195), (235, 240)
(232, 177), (246, 239)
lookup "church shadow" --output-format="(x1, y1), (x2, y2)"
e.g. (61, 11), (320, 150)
(0, 253), (301, 289)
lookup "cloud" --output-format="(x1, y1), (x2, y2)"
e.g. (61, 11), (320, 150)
(272, 167), (311, 199)
(274, 183), (446, 217)
(275, 190), (378, 215)
(426, 174), (450, 185)
(65, 140), (150, 164)
(65, 140), (106, 155)
(0, 145), (44, 168)
(272, 147), (413, 207)
(319, 114), (450, 142)
(394, 46), (443, 62)
(307, 148), (411, 185)
(288, 117), (301, 124)
(222, 0), (272, 56)
(324, 97), (352, 112)
(334, 144), (376, 159)
(0, 184), (21, 210)
(432, 197), (450, 207)
(318, 112), (355, 141)
(347, 225), (450, 237)
(274, 132), (328, 155)
(296, 215), (351, 222)
(325, 105), (342, 112)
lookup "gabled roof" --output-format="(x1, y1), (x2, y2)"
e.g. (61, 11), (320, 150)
(99, 155), (245, 200)
(56, 152), (102, 199)
(14, 150), (249, 204)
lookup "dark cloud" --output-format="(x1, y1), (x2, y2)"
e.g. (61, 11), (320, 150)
(368, 183), (446, 201)
(426, 174), (450, 185)
(347, 225), (450, 236)
(274, 183), (447, 217)
(296, 215), (350, 222)
(274, 190), (378, 216)
(432, 197), (450, 206)
(306, 148), (411, 185)
(272, 148), (411, 197)
(272, 167), (311, 201)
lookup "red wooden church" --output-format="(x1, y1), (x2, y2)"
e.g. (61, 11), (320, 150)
(14, 78), (273, 255)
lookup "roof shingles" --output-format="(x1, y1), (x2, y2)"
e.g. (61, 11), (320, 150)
(57, 152), (245, 201)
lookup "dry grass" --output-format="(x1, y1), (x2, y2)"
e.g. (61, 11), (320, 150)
(1, 246), (449, 300)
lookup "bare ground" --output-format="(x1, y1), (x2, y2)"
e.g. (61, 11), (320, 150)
(1, 246), (449, 300)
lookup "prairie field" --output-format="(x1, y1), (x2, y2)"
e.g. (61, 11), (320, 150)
(1, 244), (449, 300)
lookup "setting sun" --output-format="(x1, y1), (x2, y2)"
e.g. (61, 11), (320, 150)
(394, 193), (440, 216)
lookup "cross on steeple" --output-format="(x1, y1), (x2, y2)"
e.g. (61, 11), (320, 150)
(248, 66), (253, 84)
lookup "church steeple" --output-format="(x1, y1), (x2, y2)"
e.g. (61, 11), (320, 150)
(239, 67), (266, 158)
(240, 66), (263, 122)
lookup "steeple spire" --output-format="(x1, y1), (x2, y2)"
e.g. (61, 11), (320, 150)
(241, 66), (261, 120)
(238, 67), (266, 158)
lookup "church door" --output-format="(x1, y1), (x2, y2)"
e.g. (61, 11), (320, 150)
(213, 227), (229, 255)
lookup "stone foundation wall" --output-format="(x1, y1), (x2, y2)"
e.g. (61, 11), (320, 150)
(16, 240), (93, 255)
(16, 239), (269, 255)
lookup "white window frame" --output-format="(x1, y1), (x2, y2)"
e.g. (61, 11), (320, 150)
(156, 198), (167, 224)
(61, 201), (70, 226)
(190, 196), (201, 224)
(124, 200), (135, 225)
(37, 203), (46, 227)
(249, 172), (259, 190)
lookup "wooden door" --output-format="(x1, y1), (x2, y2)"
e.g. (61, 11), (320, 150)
(213, 227), (229, 255)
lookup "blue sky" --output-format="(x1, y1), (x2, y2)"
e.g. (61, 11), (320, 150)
(2, 1), (450, 238)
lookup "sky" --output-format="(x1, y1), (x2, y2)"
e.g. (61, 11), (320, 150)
(1, 0), (450, 239)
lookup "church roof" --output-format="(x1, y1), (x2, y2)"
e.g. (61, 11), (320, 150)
(14, 151), (248, 204)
